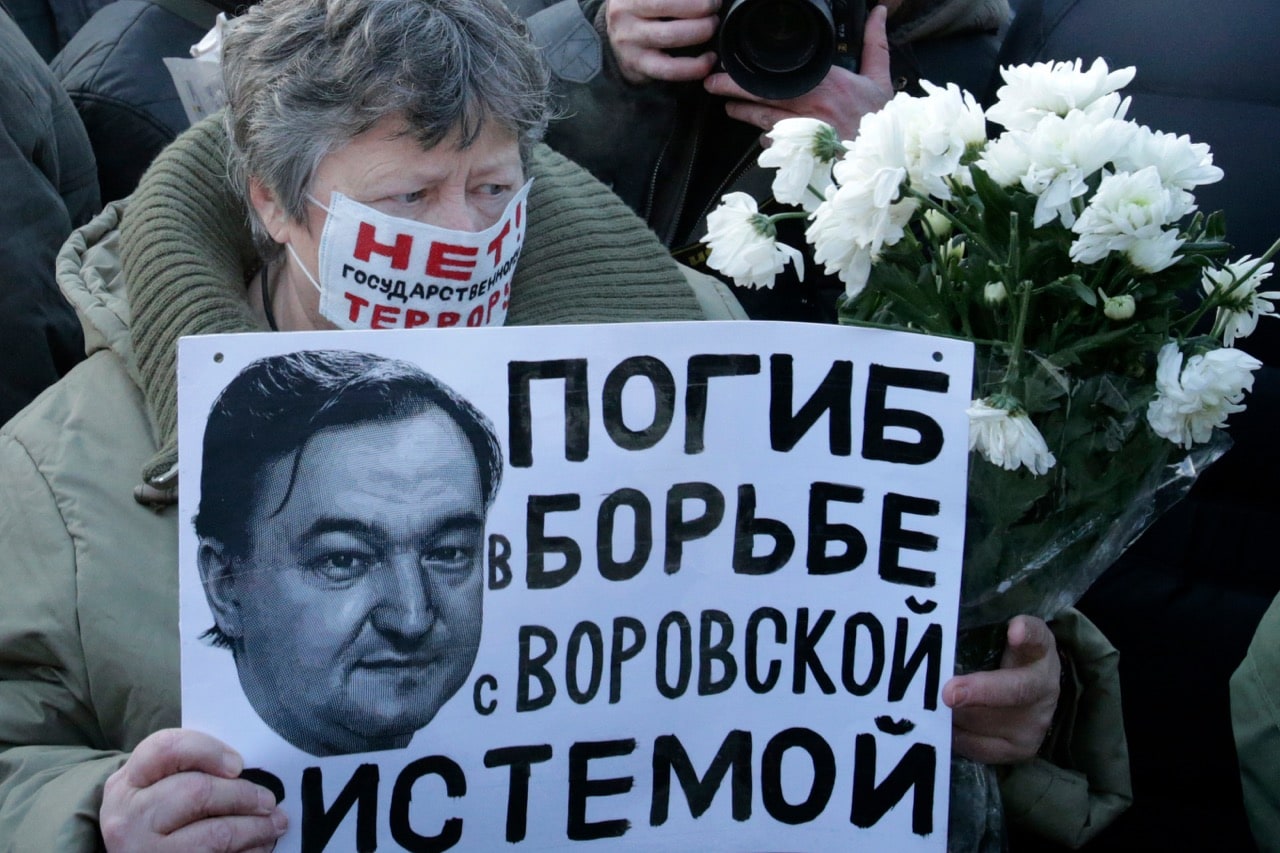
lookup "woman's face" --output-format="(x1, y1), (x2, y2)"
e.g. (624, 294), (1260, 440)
(250, 112), (524, 331)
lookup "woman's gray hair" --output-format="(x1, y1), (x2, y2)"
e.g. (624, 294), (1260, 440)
(222, 0), (551, 259)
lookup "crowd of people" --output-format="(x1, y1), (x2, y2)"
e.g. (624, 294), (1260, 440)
(0, 0), (1275, 849)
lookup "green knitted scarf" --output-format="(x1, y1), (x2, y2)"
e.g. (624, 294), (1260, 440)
(121, 115), (703, 487)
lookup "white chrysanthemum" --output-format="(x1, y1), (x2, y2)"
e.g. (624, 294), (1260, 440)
(1146, 342), (1262, 448)
(987, 58), (1136, 131)
(966, 399), (1057, 475)
(703, 192), (804, 289)
(1203, 256), (1279, 345)
(978, 110), (1136, 227)
(807, 159), (916, 299)
(894, 81), (987, 200)
(1116, 126), (1223, 192)
(1069, 167), (1186, 272)
(760, 117), (844, 211)
(805, 87), (978, 299)
(840, 96), (911, 179)
(976, 131), (1032, 187)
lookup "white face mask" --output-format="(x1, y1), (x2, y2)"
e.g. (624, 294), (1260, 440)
(286, 179), (533, 331)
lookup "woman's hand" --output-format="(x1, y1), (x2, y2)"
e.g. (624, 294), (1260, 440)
(100, 728), (287, 852)
(943, 615), (1062, 764)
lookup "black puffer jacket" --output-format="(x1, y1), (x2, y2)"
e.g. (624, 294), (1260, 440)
(0, 0), (110, 60)
(997, 2), (1280, 850)
(0, 7), (98, 425)
(50, 0), (235, 204)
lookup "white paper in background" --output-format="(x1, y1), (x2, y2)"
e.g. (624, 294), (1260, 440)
(177, 320), (973, 851)
(163, 13), (230, 125)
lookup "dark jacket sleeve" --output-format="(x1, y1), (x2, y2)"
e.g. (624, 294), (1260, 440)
(999, 608), (1132, 848)
(0, 9), (97, 425)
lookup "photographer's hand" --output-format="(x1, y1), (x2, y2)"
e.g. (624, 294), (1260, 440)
(943, 615), (1062, 765)
(604, 0), (722, 84)
(100, 728), (287, 852)
(703, 2), (893, 140)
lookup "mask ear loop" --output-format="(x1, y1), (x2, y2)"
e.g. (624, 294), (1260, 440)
(260, 264), (279, 332)
(262, 195), (328, 333)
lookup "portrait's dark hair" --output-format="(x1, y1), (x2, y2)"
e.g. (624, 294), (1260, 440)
(194, 349), (502, 559)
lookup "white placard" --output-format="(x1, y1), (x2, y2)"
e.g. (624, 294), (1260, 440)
(178, 320), (972, 851)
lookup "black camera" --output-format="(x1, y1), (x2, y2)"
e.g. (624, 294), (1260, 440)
(717, 0), (865, 100)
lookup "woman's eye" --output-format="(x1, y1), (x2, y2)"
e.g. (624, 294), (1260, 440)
(476, 183), (510, 198)
(393, 189), (427, 205)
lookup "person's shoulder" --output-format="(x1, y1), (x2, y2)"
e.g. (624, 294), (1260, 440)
(123, 114), (230, 230)
(1233, 592), (1280, 852)
(526, 142), (595, 189)
(0, 11), (65, 123)
(1239, 594), (1280, 694)
(3, 354), (144, 447)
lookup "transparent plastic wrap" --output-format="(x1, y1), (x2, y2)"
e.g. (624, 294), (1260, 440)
(959, 358), (1232, 631)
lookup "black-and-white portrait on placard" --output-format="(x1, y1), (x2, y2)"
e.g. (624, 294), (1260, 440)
(192, 349), (502, 757)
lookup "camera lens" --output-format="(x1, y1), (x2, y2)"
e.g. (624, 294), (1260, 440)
(739, 0), (819, 74)
(720, 0), (835, 100)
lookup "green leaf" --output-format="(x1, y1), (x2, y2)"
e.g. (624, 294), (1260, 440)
(1204, 210), (1229, 243)
(1068, 276), (1096, 306)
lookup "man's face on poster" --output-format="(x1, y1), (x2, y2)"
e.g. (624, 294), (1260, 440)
(203, 407), (486, 756)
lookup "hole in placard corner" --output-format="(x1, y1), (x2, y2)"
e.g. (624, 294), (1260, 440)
(932, 351), (943, 362)
(213, 352), (224, 363)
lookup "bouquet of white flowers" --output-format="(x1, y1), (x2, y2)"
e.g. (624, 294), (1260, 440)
(703, 59), (1277, 639)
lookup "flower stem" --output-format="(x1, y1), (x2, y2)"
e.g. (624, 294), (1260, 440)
(904, 188), (1001, 263)
(1177, 235), (1280, 336)
(1007, 275), (1034, 385)
(1006, 210), (1021, 284)
(766, 211), (812, 225)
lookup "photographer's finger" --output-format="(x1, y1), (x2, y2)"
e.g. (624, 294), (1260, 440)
(704, 71), (762, 103)
(860, 4), (892, 89)
(632, 49), (718, 82)
(149, 774), (278, 835)
(722, 98), (790, 132)
(625, 0), (720, 19)
(629, 14), (718, 50)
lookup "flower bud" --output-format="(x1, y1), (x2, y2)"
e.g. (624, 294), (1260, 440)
(983, 281), (1008, 305)
(1102, 293), (1136, 320)
(923, 208), (952, 239)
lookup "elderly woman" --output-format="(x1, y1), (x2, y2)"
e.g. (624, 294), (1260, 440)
(0, 0), (739, 848)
